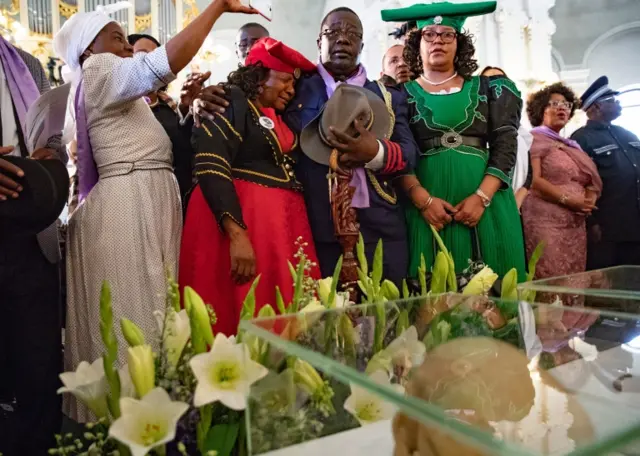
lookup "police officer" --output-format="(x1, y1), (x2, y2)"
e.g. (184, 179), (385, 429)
(571, 76), (640, 268)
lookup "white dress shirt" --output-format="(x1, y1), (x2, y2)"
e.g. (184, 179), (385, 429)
(0, 60), (22, 156)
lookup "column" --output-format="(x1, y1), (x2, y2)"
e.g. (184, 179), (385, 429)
(50, 0), (59, 34)
(151, 0), (158, 40)
(175, 0), (182, 32)
(19, 0), (28, 27)
(128, 0), (135, 34)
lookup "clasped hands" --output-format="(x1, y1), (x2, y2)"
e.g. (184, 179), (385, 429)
(412, 186), (487, 231)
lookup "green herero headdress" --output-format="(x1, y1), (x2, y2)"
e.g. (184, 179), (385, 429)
(381, 1), (497, 32)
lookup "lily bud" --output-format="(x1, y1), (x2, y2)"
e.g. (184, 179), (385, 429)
(381, 280), (400, 301)
(120, 318), (145, 347)
(293, 359), (323, 395)
(258, 304), (276, 318)
(317, 277), (333, 305)
(431, 251), (449, 294)
(184, 286), (214, 347)
(462, 266), (499, 296)
(127, 345), (155, 398)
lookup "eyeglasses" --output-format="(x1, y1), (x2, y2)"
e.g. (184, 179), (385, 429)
(320, 28), (363, 41)
(548, 100), (573, 110)
(422, 30), (457, 43)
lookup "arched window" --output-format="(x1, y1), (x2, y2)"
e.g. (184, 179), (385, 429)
(614, 84), (640, 138)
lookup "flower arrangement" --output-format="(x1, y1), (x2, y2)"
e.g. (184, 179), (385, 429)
(51, 234), (544, 455)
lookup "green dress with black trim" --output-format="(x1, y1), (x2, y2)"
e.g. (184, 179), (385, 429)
(404, 75), (526, 280)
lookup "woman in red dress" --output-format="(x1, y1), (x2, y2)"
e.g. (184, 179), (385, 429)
(180, 38), (320, 335)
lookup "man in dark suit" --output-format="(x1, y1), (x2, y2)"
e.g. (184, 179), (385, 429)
(285, 7), (418, 283)
(0, 35), (66, 455)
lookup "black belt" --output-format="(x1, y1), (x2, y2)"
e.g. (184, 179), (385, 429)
(423, 133), (487, 150)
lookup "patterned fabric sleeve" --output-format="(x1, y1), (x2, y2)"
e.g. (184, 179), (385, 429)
(17, 47), (67, 162)
(83, 46), (175, 109)
(486, 76), (523, 187)
(192, 95), (246, 230)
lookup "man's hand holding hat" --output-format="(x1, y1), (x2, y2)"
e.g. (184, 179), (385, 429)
(0, 146), (24, 201)
(327, 120), (380, 167)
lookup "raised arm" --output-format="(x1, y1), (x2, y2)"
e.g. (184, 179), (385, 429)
(85, 0), (256, 108)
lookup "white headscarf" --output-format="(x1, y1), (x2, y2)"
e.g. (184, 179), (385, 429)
(52, 1), (132, 143)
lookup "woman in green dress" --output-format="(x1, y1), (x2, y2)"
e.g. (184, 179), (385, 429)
(381, 1), (526, 280)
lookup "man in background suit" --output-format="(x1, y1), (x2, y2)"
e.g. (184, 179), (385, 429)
(0, 35), (67, 455)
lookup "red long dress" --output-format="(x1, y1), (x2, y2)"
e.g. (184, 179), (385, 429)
(179, 106), (320, 336)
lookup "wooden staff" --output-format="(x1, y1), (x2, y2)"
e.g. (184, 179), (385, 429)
(329, 149), (360, 302)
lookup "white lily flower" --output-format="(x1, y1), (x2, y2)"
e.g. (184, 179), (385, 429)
(569, 337), (598, 362)
(58, 358), (109, 419)
(162, 309), (191, 367)
(386, 326), (426, 368)
(109, 387), (189, 456)
(189, 333), (268, 410)
(344, 370), (403, 426)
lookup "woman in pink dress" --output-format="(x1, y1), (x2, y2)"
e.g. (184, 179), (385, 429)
(522, 83), (603, 279)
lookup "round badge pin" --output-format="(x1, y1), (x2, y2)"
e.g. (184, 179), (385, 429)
(434, 15), (443, 24)
(259, 116), (275, 130)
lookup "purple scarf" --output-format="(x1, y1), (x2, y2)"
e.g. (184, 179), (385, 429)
(74, 80), (98, 201)
(0, 36), (40, 137)
(531, 125), (603, 195)
(318, 63), (370, 209)
(531, 126), (581, 150)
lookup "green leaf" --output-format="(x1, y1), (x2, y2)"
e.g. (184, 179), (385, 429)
(99, 281), (121, 418)
(327, 255), (343, 310)
(275, 286), (287, 314)
(526, 241), (546, 282)
(501, 268), (519, 300)
(291, 258), (305, 313)
(240, 275), (262, 321)
(372, 239), (384, 288)
(419, 253), (427, 296)
(396, 309), (409, 336)
(356, 233), (368, 276)
(402, 279), (410, 300)
(288, 261), (297, 282)
(373, 302), (386, 354)
(203, 411), (239, 456)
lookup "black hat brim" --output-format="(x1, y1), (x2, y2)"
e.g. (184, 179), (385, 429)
(0, 156), (69, 236)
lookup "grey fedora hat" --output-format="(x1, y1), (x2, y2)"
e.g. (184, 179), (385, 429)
(300, 84), (392, 166)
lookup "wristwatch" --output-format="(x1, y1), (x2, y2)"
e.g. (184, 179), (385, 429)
(475, 189), (492, 207)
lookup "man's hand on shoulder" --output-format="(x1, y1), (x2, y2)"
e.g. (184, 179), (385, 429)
(193, 85), (230, 127)
(0, 146), (24, 201)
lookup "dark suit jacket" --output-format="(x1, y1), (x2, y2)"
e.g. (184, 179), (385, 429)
(284, 73), (418, 279)
(2, 46), (67, 263)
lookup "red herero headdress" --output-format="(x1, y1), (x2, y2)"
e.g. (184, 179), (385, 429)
(245, 37), (316, 78)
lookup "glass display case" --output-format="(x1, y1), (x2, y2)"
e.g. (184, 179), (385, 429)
(518, 266), (640, 311)
(240, 293), (640, 456)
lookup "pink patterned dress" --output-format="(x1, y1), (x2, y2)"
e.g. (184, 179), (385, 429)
(522, 132), (600, 279)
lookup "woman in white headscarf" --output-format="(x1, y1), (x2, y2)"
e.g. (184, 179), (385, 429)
(54, 0), (257, 422)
